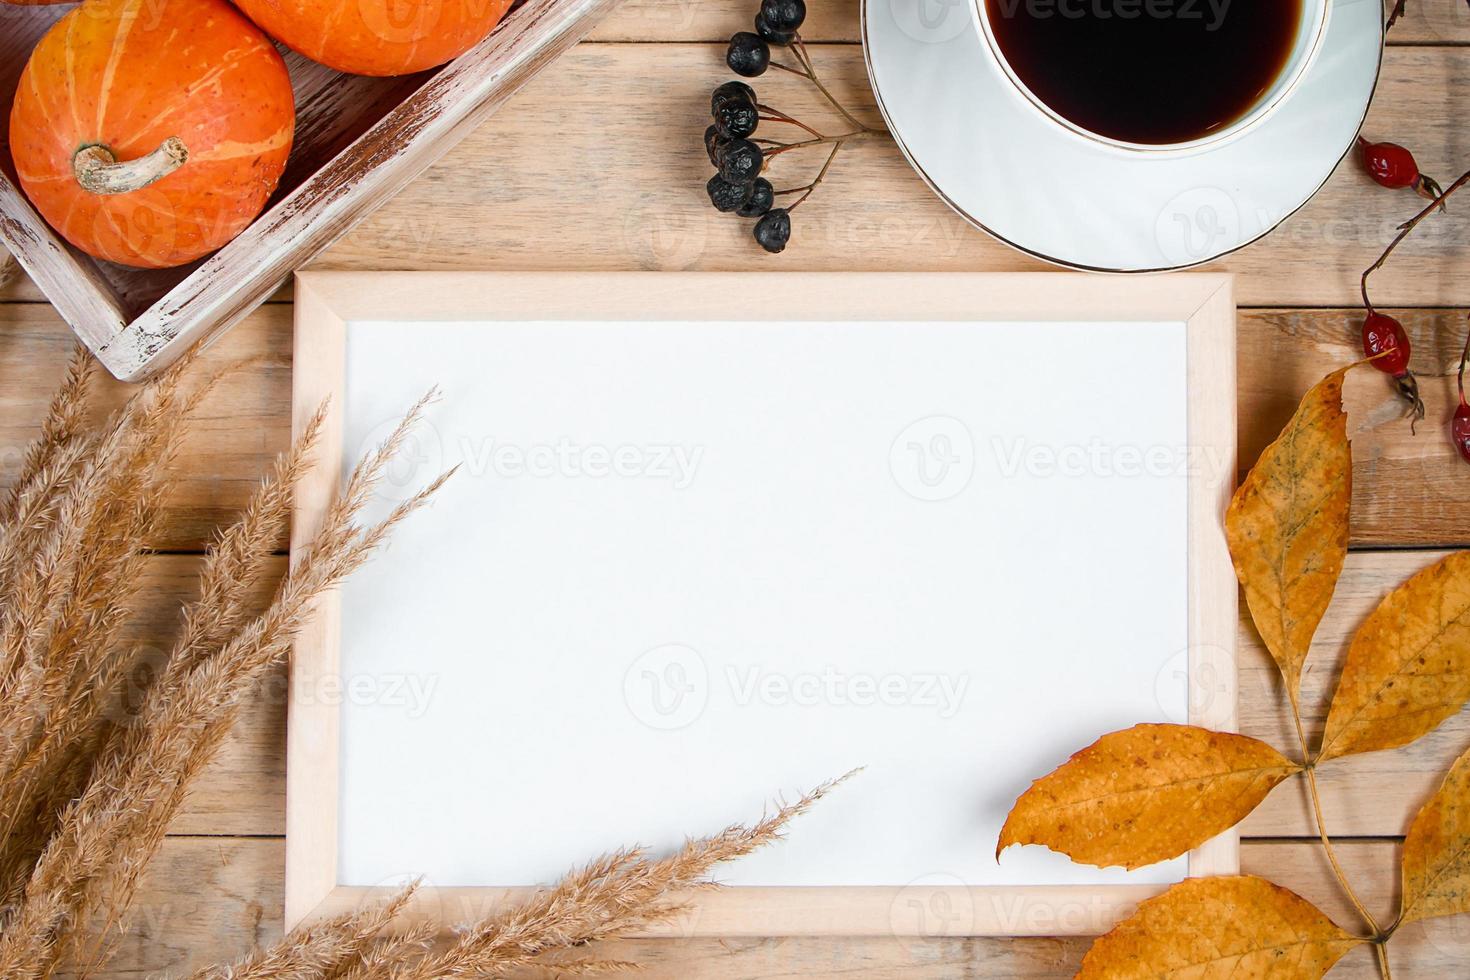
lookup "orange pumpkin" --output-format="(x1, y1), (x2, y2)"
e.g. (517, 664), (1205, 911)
(231, 0), (515, 76)
(9, 0), (295, 269)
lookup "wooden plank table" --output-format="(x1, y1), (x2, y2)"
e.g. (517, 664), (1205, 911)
(3, 0), (1469, 974)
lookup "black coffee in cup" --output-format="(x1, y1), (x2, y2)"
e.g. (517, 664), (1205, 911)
(983, 0), (1307, 146)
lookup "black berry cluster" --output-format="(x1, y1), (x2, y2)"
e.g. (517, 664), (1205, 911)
(705, 81), (792, 252)
(727, 0), (806, 77)
(705, 0), (884, 255)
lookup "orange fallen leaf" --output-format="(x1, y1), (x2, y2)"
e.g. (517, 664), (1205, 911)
(1399, 742), (1470, 926)
(1077, 875), (1362, 979)
(1225, 367), (1352, 711)
(997, 724), (1300, 870)
(1318, 550), (1470, 761)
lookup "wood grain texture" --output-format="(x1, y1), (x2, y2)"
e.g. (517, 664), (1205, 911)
(584, 0), (1470, 44)
(7, 45), (1469, 309)
(318, 43), (1470, 310)
(85, 838), (1462, 978)
(4, 303), (1465, 551)
(0, 4), (1464, 971)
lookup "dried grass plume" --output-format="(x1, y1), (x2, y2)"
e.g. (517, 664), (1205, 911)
(0, 350), (448, 979)
(0, 348), (850, 979)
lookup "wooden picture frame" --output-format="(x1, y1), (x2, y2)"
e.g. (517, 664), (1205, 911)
(286, 271), (1238, 937)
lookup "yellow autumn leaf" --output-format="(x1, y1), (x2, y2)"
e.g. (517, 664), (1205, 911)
(1318, 550), (1470, 761)
(1225, 367), (1352, 709)
(997, 724), (1300, 870)
(1077, 875), (1362, 979)
(1399, 742), (1470, 925)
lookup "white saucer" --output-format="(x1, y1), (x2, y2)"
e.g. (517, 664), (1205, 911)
(862, 0), (1383, 271)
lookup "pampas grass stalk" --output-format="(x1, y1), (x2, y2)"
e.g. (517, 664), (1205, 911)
(384, 772), (852, 979)
(202, 773), (852, 980)
(0, 345), (92, 537)
(0, 355), (203, 910)
(0, 350), (845, 980)
(0, 351), (450, 979)
(184, 884), (424, 980)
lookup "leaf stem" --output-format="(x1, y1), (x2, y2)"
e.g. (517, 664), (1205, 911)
(1373, 938), (1393, 979)
(1291, 698), (1379, 936)
(1302, 763), (1379, 935)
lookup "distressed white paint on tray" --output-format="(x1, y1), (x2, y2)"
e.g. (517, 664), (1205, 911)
(0, 0), (622, 382)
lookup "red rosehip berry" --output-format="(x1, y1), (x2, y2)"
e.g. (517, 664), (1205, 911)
(1362, 312), (1412, 376)
(1362, 311), (1424, 423)
(1456, 330), (1470, 465)
(1357, 137), (1445, 204)
(1359, 138), (1419, 189)
(1453, 403), (1470, 465)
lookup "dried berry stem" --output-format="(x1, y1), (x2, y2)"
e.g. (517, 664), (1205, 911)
(762, 129), (875, 159)
(768, 60), (811, 79)
(791, 37), (871, 133)
(782, 141), (843, 212)
(1361, 166), (1470, 313)
(757, 103), (823, 138)
(1385, 0), (1406, 32)
(767, 36), (883, 137)
(758, 117), (821, 138)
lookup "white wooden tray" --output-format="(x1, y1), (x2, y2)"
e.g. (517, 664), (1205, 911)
(0, 0), (619, 382)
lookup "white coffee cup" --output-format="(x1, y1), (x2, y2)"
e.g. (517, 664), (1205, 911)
(970, 0), (1332, 154)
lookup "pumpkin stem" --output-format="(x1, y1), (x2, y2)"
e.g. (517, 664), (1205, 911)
(72, 137), (189, 195)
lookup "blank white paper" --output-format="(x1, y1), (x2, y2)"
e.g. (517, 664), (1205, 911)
(334, 318), (1191, 889)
